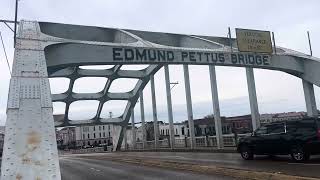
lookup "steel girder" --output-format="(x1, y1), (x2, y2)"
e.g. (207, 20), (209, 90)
(2, 20), (320, 179)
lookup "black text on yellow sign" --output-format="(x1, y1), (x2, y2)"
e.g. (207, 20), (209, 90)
(236, 28), (273, 53)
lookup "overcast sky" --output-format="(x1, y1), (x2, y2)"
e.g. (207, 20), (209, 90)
(0, 0), (320, 125)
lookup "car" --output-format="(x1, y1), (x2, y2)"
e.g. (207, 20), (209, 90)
(237, 117), (320, 162)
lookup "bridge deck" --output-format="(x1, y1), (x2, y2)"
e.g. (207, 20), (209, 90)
(61, 152), (320, 179)
(59, 155), (233, 180)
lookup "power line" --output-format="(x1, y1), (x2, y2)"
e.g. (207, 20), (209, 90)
(0, 31), (12, 76)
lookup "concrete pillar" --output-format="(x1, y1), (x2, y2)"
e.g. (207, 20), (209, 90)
(164, 65), (175, 149)
(139, 91), (146, 149)
(150, 75), (159, 148)
(131, 108), (136, 149)
(183, 65), (195, 149)
(209, 65), (224, 149)
(302, 80), (318, 117)
(246, 67), (260, 131)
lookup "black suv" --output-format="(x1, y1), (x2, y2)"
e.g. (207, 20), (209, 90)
(237, 118), (320, 162)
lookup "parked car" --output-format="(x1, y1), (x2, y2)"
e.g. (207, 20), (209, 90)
(237, 118), (320, 162)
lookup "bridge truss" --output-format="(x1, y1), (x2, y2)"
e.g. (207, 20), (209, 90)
(1, 20), (319, 179)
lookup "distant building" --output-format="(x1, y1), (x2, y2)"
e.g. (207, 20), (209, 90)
(226, 115), (252, 134)
(259, 113), (274, 124)
(159, 122), (185, 137)
(56, 126), (76, 149)
(54, 111), (311, 149)
(192, 118), (233, 136)
(260, 112), (307, 124)
(144, 116), (248, 141)
(54, 114), (113, 149)
(76, 125), (113, 147)
(142, 112), (309, 140)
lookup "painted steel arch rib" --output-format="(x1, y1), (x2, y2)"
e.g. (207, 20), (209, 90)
(35, 21), (320, 147)
(2, 20), (320, 179)
(40, 22), (319, 87)
(13, 20), (320, 137)
(39, 22), (165, 150)
(8, 20), (320, 136)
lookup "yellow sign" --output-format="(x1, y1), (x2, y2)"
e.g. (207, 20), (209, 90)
(236, 28), (273, 53)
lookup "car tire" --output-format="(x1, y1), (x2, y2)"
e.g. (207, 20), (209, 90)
(290, 146), (308, 162)
(240, 145), (253, 160)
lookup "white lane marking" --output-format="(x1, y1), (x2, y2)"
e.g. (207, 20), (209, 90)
(90, 167), (102, 172)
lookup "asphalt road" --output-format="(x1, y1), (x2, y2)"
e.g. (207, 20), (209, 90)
(1, 152), (320, 179)
(60, 156), (235, 180)
(112, 151), (320, 178)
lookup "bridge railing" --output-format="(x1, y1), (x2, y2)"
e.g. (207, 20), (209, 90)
(159, 139), (170, 148)
(195, 136), (207, 147)
(136, 142), (144, 149)
(70, 147), (105, 154)
(123, 133), (251, 150)
(146, 140), (155, 149)
(65, 133), (251, 153)
(174, 137), (187, 148)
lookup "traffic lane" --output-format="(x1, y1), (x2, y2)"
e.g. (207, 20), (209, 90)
(106, 152), (320, 178)
(60, 156), (235, 180)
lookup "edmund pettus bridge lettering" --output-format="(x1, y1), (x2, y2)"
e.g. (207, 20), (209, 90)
(112, 47), (271, 66)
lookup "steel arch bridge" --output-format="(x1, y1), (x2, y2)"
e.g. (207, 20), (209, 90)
(1, 20), (319, 179)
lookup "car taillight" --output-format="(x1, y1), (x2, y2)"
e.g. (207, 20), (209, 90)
(317, 129), (320, 140)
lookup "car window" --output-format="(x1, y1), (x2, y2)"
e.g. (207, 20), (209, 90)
(255, 126), (267, 135)
(295, 120), (316, 134)
(267, 123), (285, 134)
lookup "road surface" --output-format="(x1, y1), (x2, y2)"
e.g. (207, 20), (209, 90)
(60, 155), (234, 180)
(112, 151), (320, 178)
(1, 152), (319, 179)
(60, 152), (320, 180)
